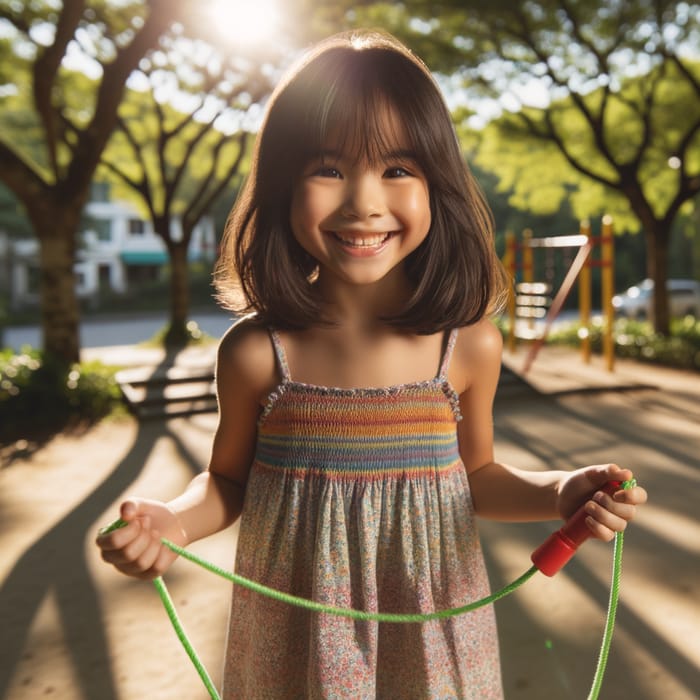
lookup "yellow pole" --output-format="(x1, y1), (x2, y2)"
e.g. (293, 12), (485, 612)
(505, 230), (517, 353)
(601, 215), (615, 371)
(522, 228), (533, 284)
(522, 229), (534, 337)
(578, 220), (592, 364)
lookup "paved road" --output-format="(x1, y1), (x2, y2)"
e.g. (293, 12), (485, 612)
(3, 310), (235, 351)
(3, 310), (590, 352)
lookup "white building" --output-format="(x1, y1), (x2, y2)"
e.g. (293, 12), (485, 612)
(2, 184), (217, 310)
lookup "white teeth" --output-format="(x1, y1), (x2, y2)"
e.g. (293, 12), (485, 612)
(334, 232), (389, 247)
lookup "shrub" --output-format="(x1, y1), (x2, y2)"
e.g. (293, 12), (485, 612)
(148, 320), (209, 348)
(546, 316), (700, 370)
(0, 348), (123, 444)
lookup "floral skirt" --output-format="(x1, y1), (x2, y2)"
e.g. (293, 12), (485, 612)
(222, 463), (503, 700)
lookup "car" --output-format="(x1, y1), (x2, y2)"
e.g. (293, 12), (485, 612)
(612, 278), (700, 319)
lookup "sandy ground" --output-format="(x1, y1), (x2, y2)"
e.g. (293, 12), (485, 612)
(1, 346), (699, 699)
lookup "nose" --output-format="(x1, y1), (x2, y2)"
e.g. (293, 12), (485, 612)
(341, 173), (385, 220)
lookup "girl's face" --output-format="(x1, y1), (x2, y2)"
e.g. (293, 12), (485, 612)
(289, 112), (431, 292)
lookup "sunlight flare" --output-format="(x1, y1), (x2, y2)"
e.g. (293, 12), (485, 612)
(205, 0), (281, 47)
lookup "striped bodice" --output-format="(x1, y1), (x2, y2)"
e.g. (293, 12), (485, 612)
(254, 330), (463, 482)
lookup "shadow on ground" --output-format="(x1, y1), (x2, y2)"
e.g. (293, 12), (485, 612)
(0, 347), (207, 699)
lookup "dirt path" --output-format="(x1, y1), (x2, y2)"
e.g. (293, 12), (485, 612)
(1, 351), (698, 699)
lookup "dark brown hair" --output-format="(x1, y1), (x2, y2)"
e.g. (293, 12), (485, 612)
(214, 30), (507, 332)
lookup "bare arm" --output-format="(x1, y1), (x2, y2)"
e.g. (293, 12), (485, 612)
(97, 319), (276, 578)
(170, 323), (274, 542)
(454, 320), (646, 537)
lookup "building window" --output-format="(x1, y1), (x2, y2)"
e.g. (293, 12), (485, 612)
(90, 182), (110, 202)
(128, 218), (146, 236)
(27, 265), (41, 294)
(98, 264), (111, 292)
(94, 219), (112, 241)
(126, 264), (160, 286)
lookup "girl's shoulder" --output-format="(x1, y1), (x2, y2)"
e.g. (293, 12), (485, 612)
(216, 315), (278, 403)
(455, 317), (503, 356)
(450, 318), (503, 394)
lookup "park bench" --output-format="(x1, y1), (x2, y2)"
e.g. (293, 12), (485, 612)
(116, 365), (217, 419)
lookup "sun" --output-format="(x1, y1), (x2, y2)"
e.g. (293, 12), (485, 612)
(205, 0), (282, 47)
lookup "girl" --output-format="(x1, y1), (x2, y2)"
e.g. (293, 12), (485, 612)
(97, 30), (647, 699)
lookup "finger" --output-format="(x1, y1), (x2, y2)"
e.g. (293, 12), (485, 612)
(595, 488), (638, 518)
(582, 464), (627, 492)
(120, 539), (163, 577)
(97, 499), (149, 547)
(584, 516), (617, 543)
(145, 541), (178, 578)
(120, 499), (147, 523)
(97, 516), (144, 551)
(101, 519), (155, 566)
(584, 494), (632, 540)
(601, 464), (634, 484)
(614, 484), (648, 505)
(128, 538), (179, 580)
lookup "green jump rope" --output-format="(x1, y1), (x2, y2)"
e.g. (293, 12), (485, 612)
(100, 479), (635, 700)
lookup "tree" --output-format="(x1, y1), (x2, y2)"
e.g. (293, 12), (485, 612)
(310, 0), (700, 334)
(0, 184), (32, 239)
(0, 0), (185, 363)
(100, 27), (272, 345)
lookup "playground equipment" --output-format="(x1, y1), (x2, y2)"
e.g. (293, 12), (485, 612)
(502, 216), (615, 373)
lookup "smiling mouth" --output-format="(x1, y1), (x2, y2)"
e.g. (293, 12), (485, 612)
(331, 231), (394, 248)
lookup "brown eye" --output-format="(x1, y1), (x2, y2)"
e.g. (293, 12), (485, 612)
(384, 166), (411, 178)
(314, 166), (343, 178)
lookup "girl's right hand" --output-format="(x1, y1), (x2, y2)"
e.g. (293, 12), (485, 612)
(96, 499), (188, 580)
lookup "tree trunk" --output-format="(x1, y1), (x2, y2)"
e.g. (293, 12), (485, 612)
(29, 201), (84, 365)
(645, 223), (671, 335)
(165, 241), (191, 347)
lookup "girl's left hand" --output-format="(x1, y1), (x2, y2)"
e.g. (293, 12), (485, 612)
(557, 464), (648, 542)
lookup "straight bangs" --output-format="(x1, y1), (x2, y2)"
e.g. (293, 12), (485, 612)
(258, 42), (447, 193)
(296, 55), (430, 171)
(286, 44), (459, 187)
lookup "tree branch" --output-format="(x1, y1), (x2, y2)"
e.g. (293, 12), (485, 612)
(0, 140), (48, 205)
(559, 0), (612, 74)
(100, 159), (144, 194)
(627, 62), (666, 170)
(109, 114), (155, 212)
(512, 107), (619, 189)
(32, 0), (87, 180)
(63, 0), (182, 197)
(182, 130), (248, 234)
(669, 53), (700, 100)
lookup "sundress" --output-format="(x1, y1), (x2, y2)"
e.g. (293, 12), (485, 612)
(222, 329), (503, 699)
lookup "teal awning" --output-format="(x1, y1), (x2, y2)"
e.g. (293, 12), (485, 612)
(120, 251), (168, 265)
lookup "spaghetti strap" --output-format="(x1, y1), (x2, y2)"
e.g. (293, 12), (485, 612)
(269, 329), (291, 382)
(438, 328), (459, 380)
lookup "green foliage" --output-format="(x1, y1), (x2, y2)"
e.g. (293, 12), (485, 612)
(0, 348), (123, 444)
(99, 28), (262, 227)
(471, 57), (700, 233)
(147, 320), (214, 349)
(547, 317), (700, 370)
